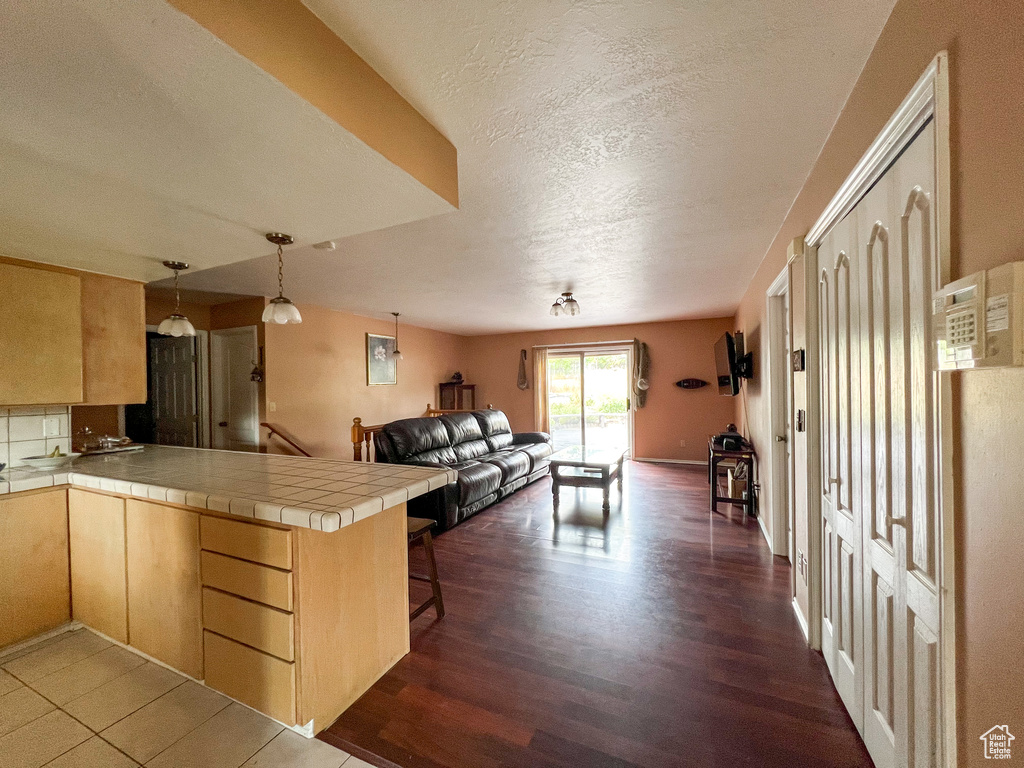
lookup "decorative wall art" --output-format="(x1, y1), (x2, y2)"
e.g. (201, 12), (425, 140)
(366, 333), (398, 385)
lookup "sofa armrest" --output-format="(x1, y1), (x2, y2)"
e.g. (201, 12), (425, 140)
(512, 431), (551, 445)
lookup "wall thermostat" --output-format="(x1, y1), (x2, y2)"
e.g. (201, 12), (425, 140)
(934, 261), (1024, 370)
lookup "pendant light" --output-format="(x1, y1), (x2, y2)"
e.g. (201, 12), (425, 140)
(262, 232), (302, 324)
(391, 312), (404, 360)
(550, 291), (581, 317)
(157, 261), (197, 337)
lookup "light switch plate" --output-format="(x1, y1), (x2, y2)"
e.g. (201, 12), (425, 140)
(43, 417), (61, 437)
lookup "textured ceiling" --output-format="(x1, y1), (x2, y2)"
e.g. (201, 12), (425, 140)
(0, 0), (453, 282)
(170, 0), (897, 335)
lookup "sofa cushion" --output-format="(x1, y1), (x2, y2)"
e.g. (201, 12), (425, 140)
(453, 461), (502, 505)
(515, 442), (553, 471)
(453, 438), (490, 462)
(439, 412), (485, 444)
(484, 450), (531, 484)
(381, 418), (457, 465)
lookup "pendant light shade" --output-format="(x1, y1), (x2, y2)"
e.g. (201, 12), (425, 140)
(263, 296), (302, 324)
(391, 312), (404, 360)
(262, 233), (302, 325)
(158, 261), (196, 337)
(158, 314), (197, 337)
(550, 291), (581, 317)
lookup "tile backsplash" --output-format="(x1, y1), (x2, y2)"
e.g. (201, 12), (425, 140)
(0, 406), (71, 469)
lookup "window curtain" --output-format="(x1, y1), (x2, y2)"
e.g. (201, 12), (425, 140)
(532, 347), (549, 433)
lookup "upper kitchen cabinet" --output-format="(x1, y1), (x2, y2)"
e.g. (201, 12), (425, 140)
(0, 261), (83, 405)
(80, 273), (147, 405)
(0, 260), (147, 406)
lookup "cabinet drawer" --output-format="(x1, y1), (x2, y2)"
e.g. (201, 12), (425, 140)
(203, 631), (295, 726)
(200, 515), (292, 570)
(200, 551), (293, 611)
(202, 587), (294, 661)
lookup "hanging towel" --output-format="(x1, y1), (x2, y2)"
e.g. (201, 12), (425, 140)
(633, 339), (650, 408)
(517, 349), (529, 390)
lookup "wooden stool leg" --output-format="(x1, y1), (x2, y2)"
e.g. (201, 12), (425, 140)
(422, 529), (445, 619)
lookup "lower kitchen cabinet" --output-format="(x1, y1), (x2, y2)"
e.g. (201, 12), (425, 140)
(126, 499), (203, 679)
(0, 489), (70, 647)
(68, 489), (128, 643)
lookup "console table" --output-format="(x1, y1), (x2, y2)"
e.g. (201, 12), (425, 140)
(708, 440), (757, 519)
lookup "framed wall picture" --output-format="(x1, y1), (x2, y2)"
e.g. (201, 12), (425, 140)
(366, 333), (398, 385)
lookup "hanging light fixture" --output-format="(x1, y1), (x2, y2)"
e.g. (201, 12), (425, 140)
(549, 291), (581, 317)
(262, 232), (302, 325)
(157, 261), (197, 337)
(391, 312), (404, 360)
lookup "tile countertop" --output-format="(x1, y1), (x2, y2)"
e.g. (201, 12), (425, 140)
(0, 445), (456, 533)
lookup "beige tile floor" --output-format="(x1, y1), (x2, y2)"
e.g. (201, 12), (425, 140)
(0, 629), (375, 768)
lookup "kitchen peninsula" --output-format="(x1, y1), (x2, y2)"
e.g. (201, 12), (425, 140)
(0, 445), (455, 736)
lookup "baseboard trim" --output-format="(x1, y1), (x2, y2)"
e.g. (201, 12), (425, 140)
(0, 622), (80, 662)
(757, 513), (772, 552)
(792, 598), (811, 644)
(632, 457), (705, 466)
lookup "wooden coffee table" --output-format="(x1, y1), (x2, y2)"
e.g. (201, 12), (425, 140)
(549, 445), (626, 515)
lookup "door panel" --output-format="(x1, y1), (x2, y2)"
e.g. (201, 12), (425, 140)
(818, 120), (943, 768)
(212, 327), (259, 451)
(149, 334), (198, 447)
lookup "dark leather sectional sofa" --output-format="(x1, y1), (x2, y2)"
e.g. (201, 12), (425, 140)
(373, 409), (553, 530)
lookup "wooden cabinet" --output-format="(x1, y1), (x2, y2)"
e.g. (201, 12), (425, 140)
(0, 489), (71, 647)
(80, 273), (147, 405)
(0, 261), (83, 406)
(126, 499), (203, 678)
(68, 490), (128, 643)
(0, 260), (146, 407)
(439, 382), (475, 410)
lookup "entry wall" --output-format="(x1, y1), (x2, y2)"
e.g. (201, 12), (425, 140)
(731, 0), (1024, 761)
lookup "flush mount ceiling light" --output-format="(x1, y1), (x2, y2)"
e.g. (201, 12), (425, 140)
(549, 291), (581, 317)
(157, 261), (197, 337)
(262, 232), (302, 325)
(391, 312), (404, 360)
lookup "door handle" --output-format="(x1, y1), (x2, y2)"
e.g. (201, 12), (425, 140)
(885, 515), (907, 527)
(218, 421), (228, 427)
(775, 435), (788, 442)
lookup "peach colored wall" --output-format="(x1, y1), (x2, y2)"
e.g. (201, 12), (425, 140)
(263, 303), (463, 459)
(210, 296), (265, 330)
(144, 296), (212, 331)
(461, 318), (738, 463)
(732, 0), (1024, 761)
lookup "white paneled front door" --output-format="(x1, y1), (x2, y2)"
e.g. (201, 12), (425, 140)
(817, 119), (944, 768)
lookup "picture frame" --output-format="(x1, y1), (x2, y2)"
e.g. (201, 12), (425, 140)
(366, 333), (398, 385)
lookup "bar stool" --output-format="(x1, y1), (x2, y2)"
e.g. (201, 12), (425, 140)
(407, 517), (445, 621)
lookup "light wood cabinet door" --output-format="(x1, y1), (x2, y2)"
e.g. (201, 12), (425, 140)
(126, 499), (203, 678)
(0, 261), (82, 406)
(68, 490), (128, 643)
(0, 490), (71, 647)
(80, 274), (147, 405)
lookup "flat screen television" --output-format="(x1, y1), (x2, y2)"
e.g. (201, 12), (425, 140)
(714, 331), (751, 396)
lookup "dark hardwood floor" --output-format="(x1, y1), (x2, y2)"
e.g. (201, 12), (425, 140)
(319, 462), (872, 768)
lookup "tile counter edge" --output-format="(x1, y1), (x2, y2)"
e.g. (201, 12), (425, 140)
(0, 446), (456, 533)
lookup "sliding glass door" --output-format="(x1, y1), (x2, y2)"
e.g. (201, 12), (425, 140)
(546, 349), (631, 451)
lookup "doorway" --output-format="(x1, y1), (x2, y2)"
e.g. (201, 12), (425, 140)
(546, 349), (632, 453)
(126, 331), (201, 447)
(766, 271), (794, 560)
(210, 326), (260, 451)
